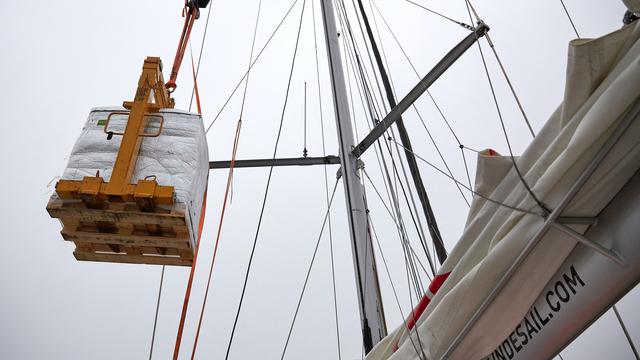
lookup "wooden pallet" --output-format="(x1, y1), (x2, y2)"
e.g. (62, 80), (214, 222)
(46, 196), (195, 266)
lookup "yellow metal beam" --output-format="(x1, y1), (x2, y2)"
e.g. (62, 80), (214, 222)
(55, 57), (175, 210)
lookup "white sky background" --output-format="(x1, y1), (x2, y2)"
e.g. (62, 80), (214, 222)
(0, 0), (638, 359)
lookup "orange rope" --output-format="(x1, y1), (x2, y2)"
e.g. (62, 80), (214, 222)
(190, 119), (242, 359)
(172, 120), (242, 360)
(172, 207), (203, 360)
(170, 36), (206, 360)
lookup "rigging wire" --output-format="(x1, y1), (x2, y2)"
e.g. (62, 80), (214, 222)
(558, 0), (581, 38)
(366, 0), (441, 266)
(365, 0), (471, 209)
(224, 1), (307, 357)
(368, 215), (427, 360)
(385, 157), (432, 288)
(462, 0), (536, 138)
(189, 120), (242, 360)
(239, 0), (263, 120)
(369, 0), (472, 208)
(390, 139), (541, 216)
(340, 10), (437, 289)
(362, 174), (427, 358)
(404, 0), (472, 30)
(348, 0), (392, 116)
(460, 147), (474, 197)
(349, 49), (436, 281)
(280, 179), (340, 359)
(334, 6), (392, 315)
(312, 0), (342, 356)
(336, 0), (387, 120)
(463, 0), (550, 215)
(189, 1), (215, 112)
(189, 1), (264, 356)
(333, 5), (428, 354)
(205, 0), (301, 133)
(389, 122), (446, 266)
(148, 265), (165, 360)
(413, 108), (470, 206)
(612, 305), (640, 359)
(363, 170), (432, 278)
(483, 35), (536, 138)
(336, 1), (436, 274)
(394, 212), (429, 359)
(189, 44), (204, 114)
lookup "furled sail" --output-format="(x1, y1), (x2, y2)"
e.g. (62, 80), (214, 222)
(367, 17), (640, 360)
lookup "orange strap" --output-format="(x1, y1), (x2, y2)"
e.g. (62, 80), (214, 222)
(172, 189), (206, 360)
(171, 44), (206, 360)
(172, 121), (242, 360)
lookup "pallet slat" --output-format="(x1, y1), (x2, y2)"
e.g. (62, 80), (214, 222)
(61, 228), (191, 249)
(47, 196), (195, 267)
(74, 251), (192, 266)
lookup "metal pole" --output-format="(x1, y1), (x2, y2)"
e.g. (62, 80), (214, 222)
(354, 0), (447, 264)
(209, 155), (340, 169)
(319, 0), (387, 352)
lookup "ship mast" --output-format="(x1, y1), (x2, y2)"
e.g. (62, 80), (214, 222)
(319, 0), (388, 352)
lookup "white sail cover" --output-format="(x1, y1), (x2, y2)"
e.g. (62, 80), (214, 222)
(367, 20), (640, 360)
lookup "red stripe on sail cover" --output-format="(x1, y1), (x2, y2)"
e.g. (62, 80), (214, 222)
(393, 272), (450, 352)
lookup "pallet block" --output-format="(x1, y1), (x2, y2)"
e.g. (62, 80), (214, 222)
(46, 197), (194, 266)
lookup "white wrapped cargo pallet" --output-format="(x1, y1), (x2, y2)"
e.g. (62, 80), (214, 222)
(55, 106), (209, 251)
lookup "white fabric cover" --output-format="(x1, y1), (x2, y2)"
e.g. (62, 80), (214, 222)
(59, 107), (209, 248)
(367, 20), (640, 360)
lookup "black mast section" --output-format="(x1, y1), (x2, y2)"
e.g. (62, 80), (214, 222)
(354, 0), (447, 265)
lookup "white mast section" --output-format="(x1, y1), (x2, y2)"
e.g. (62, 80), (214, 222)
(319, 0), (387, 352)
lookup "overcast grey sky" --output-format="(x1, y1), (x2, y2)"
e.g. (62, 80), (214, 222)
(0, 0), (638, 359)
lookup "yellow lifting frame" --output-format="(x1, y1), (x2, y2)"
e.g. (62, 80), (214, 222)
(56, 57), (177, 211)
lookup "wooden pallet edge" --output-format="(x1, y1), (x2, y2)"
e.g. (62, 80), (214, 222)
(46, 197), (187, 213)
(61, 229), (192, 249)
(47, 206), (187, 226)
(74, 251), (192, 267)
